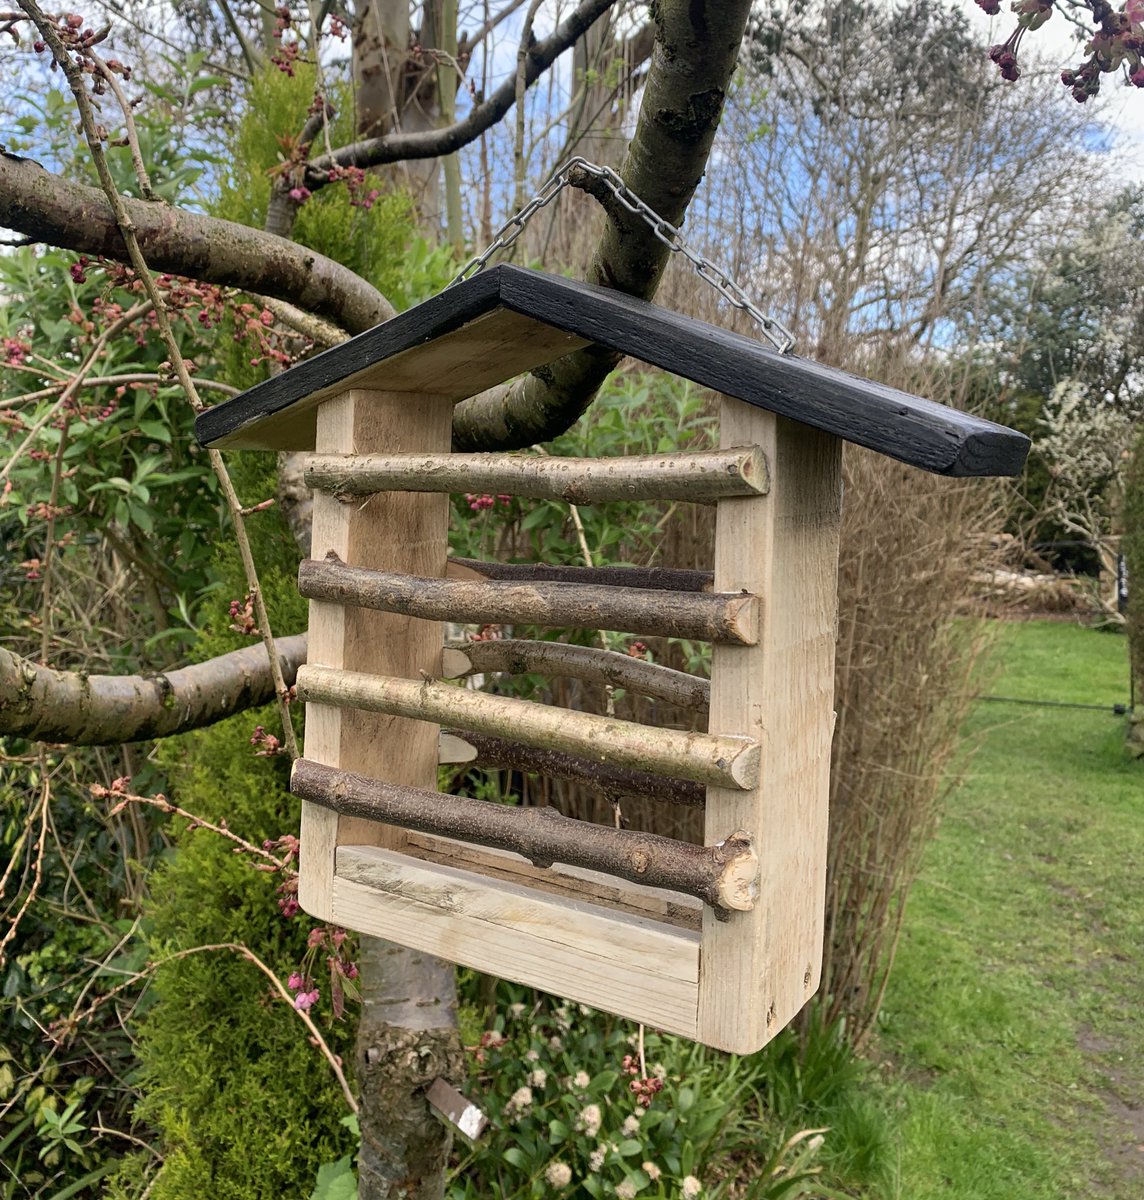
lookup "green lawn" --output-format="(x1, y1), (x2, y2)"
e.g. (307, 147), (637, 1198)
(870, 620), (1142, 1199)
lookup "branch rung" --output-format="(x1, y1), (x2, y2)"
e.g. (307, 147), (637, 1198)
(296, 665), (759, 790)
(298, 557), (757, 645)
(291, 758), (757, 911)
(441, 639), (711, 713)
(303, 447), (769, 504)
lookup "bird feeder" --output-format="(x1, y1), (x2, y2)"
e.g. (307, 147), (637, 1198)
(196, 266), (1028, 1053)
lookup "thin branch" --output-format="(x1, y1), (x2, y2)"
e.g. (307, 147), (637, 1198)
(95, 786), (287, 868)
(0, 755), (50, 968)
(305, 0), (616, 181)
(461, 0), (531, 51)
(514, 0), (547, 215)
(65, 941), (357, 1114)
(293, 758), (756, 910)
(443, 638), (710, 711)
(0, 300), (151, 486)
(0, 373), (239, 409)
(447, 727), (707, 807)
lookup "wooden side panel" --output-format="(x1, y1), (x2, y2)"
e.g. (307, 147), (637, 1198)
(696, 399), (842, 1054)
(333, 845), (701, 1037)
(297, 388), (453, 921)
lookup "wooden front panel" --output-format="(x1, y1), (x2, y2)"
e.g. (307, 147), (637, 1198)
(297, 388), (453, 920)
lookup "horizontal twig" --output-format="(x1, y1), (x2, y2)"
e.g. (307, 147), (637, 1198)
(445, 728), (707, 808)
(303, 447), (768, 504)
(296, 665), (759, 790)
(299, 556), (755, 644)
(291, 758), (757, 911)
(441, 639), (711, 712)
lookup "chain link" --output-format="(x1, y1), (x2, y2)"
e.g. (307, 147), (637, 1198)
(450, 156), (796, 355)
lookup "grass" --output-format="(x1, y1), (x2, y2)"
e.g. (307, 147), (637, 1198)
(863, 619), (1142, 1199)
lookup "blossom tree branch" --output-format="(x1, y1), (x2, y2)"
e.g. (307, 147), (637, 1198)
(0, 153), (393, 336)
(17, 0), (301, 757)
(0, 636), (308, 745)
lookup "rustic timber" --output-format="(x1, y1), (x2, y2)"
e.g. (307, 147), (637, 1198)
(441, 639), (711, 712)
(295, 665), (760, 790)
(302, 446), (769, 503)
(403, 832), (703, 930)
(443, 729), (708, 808)
(446, 559), (713, 593)
(297, 556), (756, 644)
(695, 400), (843, 1054)
(297, 387), (453, 921)
(333, 846), (702, 1037)
(292, 758), (755, 910)
(196, 265), (1030, 478)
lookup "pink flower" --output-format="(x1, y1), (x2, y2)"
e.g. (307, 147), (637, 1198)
(287, 973), (304, 991)
(294, 988), (319, 1011)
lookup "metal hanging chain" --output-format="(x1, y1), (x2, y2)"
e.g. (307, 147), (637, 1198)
(450, 156), (796, 355)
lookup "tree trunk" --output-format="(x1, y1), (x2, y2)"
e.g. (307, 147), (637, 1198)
(355, 940), (466, 1200)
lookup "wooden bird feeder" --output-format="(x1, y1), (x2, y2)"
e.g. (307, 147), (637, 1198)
(196, 266), (1028, 1054)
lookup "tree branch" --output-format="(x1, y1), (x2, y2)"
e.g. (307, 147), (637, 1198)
(292, 757), (757, 911)
(304, 0), (616, 182)
(0, 153), (393, 335)
(452, 0), (755, 450)
(448, 728), (707, 808)
(0, 636), (308, 745)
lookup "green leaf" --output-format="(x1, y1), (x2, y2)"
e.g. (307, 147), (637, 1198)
(310, 1154), (357, 1200)
(137, 420), (172, 443)
(501, 1147), (530, 1170)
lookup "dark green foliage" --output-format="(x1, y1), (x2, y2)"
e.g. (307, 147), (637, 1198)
(114, 452), (356, 1200)
(211, 64), (456, 317)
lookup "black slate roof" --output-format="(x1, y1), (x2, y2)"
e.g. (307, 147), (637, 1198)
(195, 265), (1029, 477)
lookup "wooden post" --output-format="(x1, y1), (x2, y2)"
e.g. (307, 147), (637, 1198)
(297, 388), (453, 920)
(695, 399), (842, 1053)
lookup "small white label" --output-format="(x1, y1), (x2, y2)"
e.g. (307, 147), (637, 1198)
(458, 1103), (485, 1140)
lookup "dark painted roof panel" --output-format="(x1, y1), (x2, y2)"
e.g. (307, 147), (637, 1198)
(195, 265), (1029, 477)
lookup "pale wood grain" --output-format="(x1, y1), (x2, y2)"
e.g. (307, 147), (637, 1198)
(207, 308), (589, 451)
(333, 845), (701, 1037)
(695, 399), (842, 1055)
(297, 387), (453, 921)
(402, 832), (703, 930)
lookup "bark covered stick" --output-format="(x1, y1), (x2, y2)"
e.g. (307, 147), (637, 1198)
(445, 728), (707, 808)
(298, 557), (756, 645)
(0, 635), (308, 745)
(442, 639), (711, 713)
(295, 665), (759, 790)
(290, 758), (756, 911)
(446, 559), (714, 593)
(302, 447), (769, 504)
